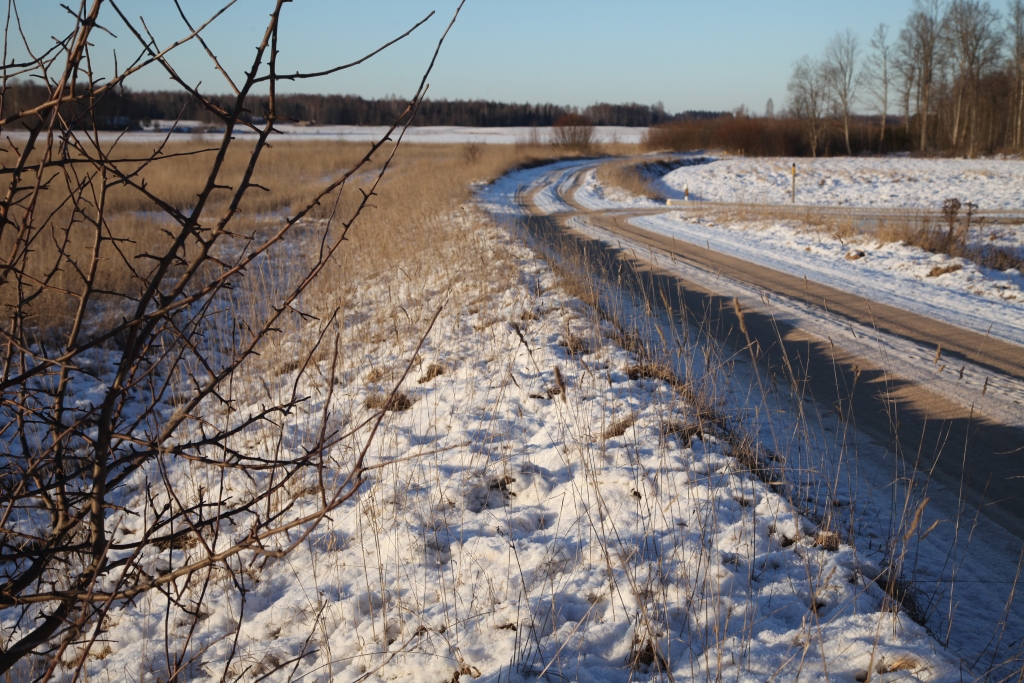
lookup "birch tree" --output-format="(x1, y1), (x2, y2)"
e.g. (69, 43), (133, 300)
(788, 56), (829, 157)
(823, 30), (861, 154)
(1008, 0), (1024, 149)
(864, 23), (894, 144)
(901, 0), (945, 151)
(942, 0), (1003, 155)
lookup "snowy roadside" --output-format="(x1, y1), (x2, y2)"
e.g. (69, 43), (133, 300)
(480, 159), (1024, 676)
(632, 211), (1024, 347)
(575, 168), (662, 210)
(33, 200), (963, 682)
(563, 159), (1024, 347)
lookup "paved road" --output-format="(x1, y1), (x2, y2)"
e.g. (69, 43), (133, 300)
(519, 161), (1024, 538)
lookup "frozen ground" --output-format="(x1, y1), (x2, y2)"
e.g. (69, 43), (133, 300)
(479, 160), (1024, 676)
(9, 202), (970, 682)
(566, 160), (1024, 348)
(635, 212), (1024, 346)
(659, 155), (1024, 210)
(575, 168), (662, 210)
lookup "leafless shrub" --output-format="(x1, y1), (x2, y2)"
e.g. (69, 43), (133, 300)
(0, 0), (464, 677)
(942, 197), (963, 246)
(461, 142), (482, 164)
(551, 113), (595, 153)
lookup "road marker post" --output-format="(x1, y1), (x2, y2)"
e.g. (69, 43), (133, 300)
(791, 162), (796, 203)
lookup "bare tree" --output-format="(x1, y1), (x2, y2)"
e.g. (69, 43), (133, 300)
(1007, 0), (1024, 149)
(0, 0), (462, 678)
(943, 0), (1003, 155)
(864, 23), (894, 144)
(895, 34), (920, 136)
(901, 0), (946, 151)
(551, 113), (595, 152)
(788, 56), (829, 157)
(823, 30), (861, 155)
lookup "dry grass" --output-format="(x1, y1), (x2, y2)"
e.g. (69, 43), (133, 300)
(364, 392), (414, 413)
(417, 363), (445, 384)
(595, 159), (666, 201)
(2, 137), (640, 336)
(600, 415), (636, 440)
(927, 263), (963, 277)
(676, 201), (1022, 274)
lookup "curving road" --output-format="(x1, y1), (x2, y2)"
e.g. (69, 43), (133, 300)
(516, 158), (1024, 538)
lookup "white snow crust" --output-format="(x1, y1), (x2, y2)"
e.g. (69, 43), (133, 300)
(490, 159), (1024, 673)
(4, 125), (648, 146)
(660, 155), (1024, 210)
(16, 204), (964, 682)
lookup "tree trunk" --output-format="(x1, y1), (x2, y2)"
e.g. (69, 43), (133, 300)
(1016, 74), (1024, 150)
(880, 96), (887, 145)
(843, 111), (852, 155)
(919, 82), (930, 152)
(952, 83), (964, 151)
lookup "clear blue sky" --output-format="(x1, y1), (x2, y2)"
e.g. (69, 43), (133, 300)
(11, 1), (927, 114)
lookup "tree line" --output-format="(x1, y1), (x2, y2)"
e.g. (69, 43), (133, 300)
(0, 81), (722, 129)
(648, 0), (1024, 157)
(785, 0), (1024, 156)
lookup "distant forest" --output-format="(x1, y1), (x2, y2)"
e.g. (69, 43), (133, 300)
(0, 81), (722, 128)
(648, 0), (1024, 158)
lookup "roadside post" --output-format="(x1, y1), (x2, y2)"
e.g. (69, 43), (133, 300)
(684, 184), (689, 201)
(791, 163), (796, 203)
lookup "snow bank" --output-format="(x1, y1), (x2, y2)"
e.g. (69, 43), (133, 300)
(38, 209), (959, 683)
(634, 212), (1024, 346)
(574, 169), (662, 210)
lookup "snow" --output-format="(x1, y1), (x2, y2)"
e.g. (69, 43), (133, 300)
(635, 212), (1024, 347)
(574, 169), (662, 210)
(5, 125), (648, 145)
(541, 156), (1024, 348)
(482, 158), (1024, 673)
(7, 196), (970, 681)
(477, 159), (589, 216)
(659, 155), (1024, 210)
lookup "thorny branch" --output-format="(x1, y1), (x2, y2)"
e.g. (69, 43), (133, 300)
(0, 0), (463, 677)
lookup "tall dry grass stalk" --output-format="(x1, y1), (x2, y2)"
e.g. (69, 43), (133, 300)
(594, 159), (666, 202)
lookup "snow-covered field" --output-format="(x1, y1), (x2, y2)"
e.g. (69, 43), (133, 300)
(14, 124), (647, 145)
(568, 161), (1024, 347)
(8, 153), (1024, 681)
(636, 212), (1024, 345)
(478, 159), (1024, 675)
(11, 202), (967, 682)
(659, 155), (1024, 210)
